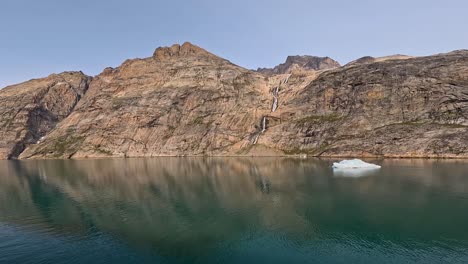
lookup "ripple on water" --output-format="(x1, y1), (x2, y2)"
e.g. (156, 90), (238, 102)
(1, 158), (468, 263)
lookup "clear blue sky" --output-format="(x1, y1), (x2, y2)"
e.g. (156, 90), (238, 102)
(1, 0), (467, 88)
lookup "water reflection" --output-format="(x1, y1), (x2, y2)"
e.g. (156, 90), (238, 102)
(0, 158), (468, 261)
(333, 167), (381, 177)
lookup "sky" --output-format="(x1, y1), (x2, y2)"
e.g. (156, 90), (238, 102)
(1, 0), (468, 88)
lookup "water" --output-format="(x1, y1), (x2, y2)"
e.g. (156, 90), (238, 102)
(0, 158), (468, 264)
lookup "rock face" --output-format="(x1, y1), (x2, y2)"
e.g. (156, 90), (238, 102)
(1, 43), (468, 159)
(263, 50), (468, 158)
(345, 54), (413, 67)
(0, 72), (91, 159)
(20, 43), (273, 158)
(257, 55), (341, 75)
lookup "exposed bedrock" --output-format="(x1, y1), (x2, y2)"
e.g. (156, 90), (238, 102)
(1, 43), (467, 159)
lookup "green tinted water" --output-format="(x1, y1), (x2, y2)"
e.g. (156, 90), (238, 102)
(0, 158), (467, 263)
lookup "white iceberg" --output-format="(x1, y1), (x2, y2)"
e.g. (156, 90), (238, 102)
(332, 159), (381, 169)
(332, 159), (381, 177)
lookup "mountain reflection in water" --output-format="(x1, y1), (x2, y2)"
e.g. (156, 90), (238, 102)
(1, 158), (468, 264)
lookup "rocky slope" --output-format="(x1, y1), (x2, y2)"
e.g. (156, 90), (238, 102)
(260, 50), (468, 158)
(1, 43), (468, 159)
(257, 55), (340, 75)
(20, 43), (273, 158)
(345, 54), (414, 67)
(0, 72), (91, 159)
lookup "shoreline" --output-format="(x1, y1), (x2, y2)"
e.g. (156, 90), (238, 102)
(6, 153), (468, 161)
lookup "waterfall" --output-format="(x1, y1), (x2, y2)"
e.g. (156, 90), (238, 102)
(251, 117), (267, 145)
(252, 134), (259, 145)
(261, 116), (267, 133)
(271, 97), (278, 112)
(252, 75), (290, 145)
(271, 86), (279, 112)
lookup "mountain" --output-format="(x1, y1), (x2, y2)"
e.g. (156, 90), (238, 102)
(1, 43), (468, 159)
(19, 42), (273, 158)
(257, 55), (341, 75)
(0, 72), (91, 159)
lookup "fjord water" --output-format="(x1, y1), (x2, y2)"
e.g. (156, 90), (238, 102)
(1, 158), (468, 264)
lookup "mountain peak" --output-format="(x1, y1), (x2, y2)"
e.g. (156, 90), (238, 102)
(153, 42), (215, 61)
(257, 55), (340, 75)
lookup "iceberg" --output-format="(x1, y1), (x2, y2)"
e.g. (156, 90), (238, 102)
(332, 159), (381, 177)
(332, 159), (381, 169)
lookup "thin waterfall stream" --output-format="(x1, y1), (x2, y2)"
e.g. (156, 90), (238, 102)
(252, 75), (289, 145)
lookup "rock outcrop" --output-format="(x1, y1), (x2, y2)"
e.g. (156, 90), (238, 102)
(263, 50), (468, 158)
(345, 54), (413, 67)
(0, 72), (91, 159)
(1, 43), (468, 159)
(257, 55), (341, 75)
(20, 42), (273, 158)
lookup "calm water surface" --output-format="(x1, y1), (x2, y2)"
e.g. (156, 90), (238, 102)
(0, 158), (468, 264)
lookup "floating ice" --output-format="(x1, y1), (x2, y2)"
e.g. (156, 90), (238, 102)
(332, 159), (381, 169)
(332, 159), (381, 177)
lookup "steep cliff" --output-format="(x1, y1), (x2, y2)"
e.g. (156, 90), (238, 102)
(20, 43), (273, 158)
(2, 44), (468, 159)
(259, 50), (468, 158)
(0, 72), (91, 159)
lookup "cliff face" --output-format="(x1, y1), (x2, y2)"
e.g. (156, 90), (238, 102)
(2, 43), (468, 159)
(260, 50), (468, 158)
(0, 72), (91, 159)
(20, 43), (273, 158)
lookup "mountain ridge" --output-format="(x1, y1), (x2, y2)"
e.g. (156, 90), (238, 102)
(257, 55), (341, 75)
(2, 42), (468, 159)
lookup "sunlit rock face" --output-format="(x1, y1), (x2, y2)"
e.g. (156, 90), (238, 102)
(1, 44), (468, 159)
(0, 72), (91, 159)
(20, 43), (274, 158)
(279, 50), (468, 158)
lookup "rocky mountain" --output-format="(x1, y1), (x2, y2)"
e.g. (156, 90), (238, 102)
(257, 55), (341, 75)
(265, 50), (468, 158)
(19, 43), (273, 158)
(1, 43), (468, 159)
(0, 72), (91, 159)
